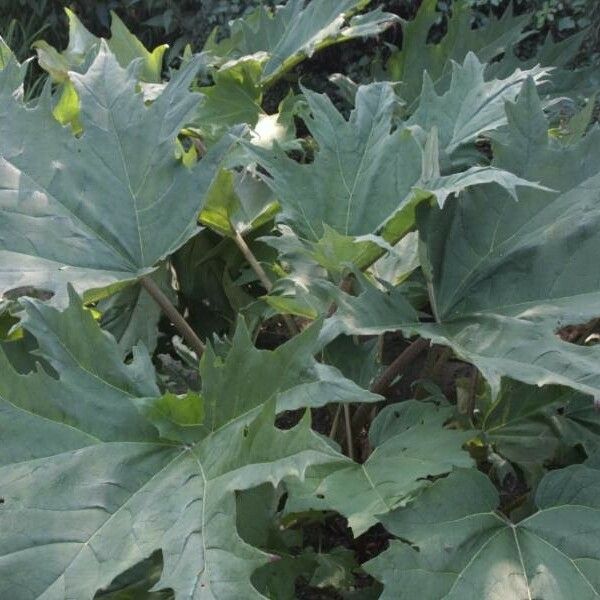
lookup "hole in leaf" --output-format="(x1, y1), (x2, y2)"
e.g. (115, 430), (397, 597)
(556, 318), (600, 345)
(316, 493), (325, 499)
(276, 492), (288, 512)
(4, 286), (54, 301)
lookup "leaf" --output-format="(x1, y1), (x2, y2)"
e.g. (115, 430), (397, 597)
(0, 44), (237, 306)
(414, 80), (600, 398)
(320, 280), (420, 346)
(33, 8), (98, 83)
(552, 394), (600, 455)
(407, 52), (548, 157)
(199, 169), (279, 238)
(323, 80), (600, 403)
(0, 36), (15, 69)
(99, 266), (173, 357)
(309, 547), (358, 590)
(480, 380), (600, 470)
(386, 0), (530, 110)
(95, 553), (169, 599)
(560, 94), (597, 145)
(140, 313), (380, 442)
(0, 292), (356, 599)
(34, 8), (167, 84)
(325, 285), (600, 406)
(170, 231), (249, 339)
(195, 59), (264, 143)
(237, 484), (310, 599)
(321, 336), (382, 390)
(52, 80), (83, 132)
(204, 0), (399, 85)
(489, 29), (598, 98)
(246, 82), (405, 240)
(0, 35), (26, 93)
(370, 232), (420, 286)
(33, 9), (168, 132)
(365, 459), (600, 599)
(237, 484), (360, 597)
(265, 275), (338, 320)
(195, 318), (381, 433)
(285, 401), (473, 535)
(479, 380), (569, 480)
(246, 83), (540, 246)
(0, 287), (159, 467)
(107, 12), (168, 83)
(237, 484), (299, 553)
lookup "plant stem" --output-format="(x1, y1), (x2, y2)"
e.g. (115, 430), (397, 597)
(140, 275), (206, 357)
(466, 365), (479, 423)
(343, 404), (354, 460)
(233, 229), (299, 336)
(329, 404), (342, 439)
(351, 337), (430, 431)
(370, 337), (430, 395)
(234, 230), (272, 291)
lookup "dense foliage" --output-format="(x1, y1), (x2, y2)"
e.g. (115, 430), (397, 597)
(1, 0), (600, 598)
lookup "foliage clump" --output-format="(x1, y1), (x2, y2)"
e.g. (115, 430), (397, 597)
(0, 1), (600, 598)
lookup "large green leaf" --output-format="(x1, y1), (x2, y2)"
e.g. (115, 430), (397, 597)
(285, 401), (473, 535)
(204, 0), (398, 85)
(0, 291), (366, 599)
(323, 80), (600, 402)
(0, 44), (236, 306)
(366, 458), (600, 599)
(323, 281), (600, 405)
(246, 82), (542, 244)
(385, 0), (590, 112)
(422, 81), (600, 324)
(196, 0), (398, 144)
(136, 316), (380, 445)
(489, 28), (599, 99)
(33, 9), (168, 130)
(414, 79), (600, 399)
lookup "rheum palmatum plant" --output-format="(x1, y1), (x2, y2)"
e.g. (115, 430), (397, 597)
(0, 0), (600, 598)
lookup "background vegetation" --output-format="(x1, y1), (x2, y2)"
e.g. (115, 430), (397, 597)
(2, 1), (600, 598)
(2, 1), (599, 65)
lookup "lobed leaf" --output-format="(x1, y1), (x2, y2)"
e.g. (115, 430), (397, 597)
(0, 291), (371, 599)
(366, 458), (600, 599)
(0, 44), (236, 306)
(204, 0), (399, 85)
(285, 401), (473, 536)
(246, 80), (542, 249)
(323, 80), (600, 404)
